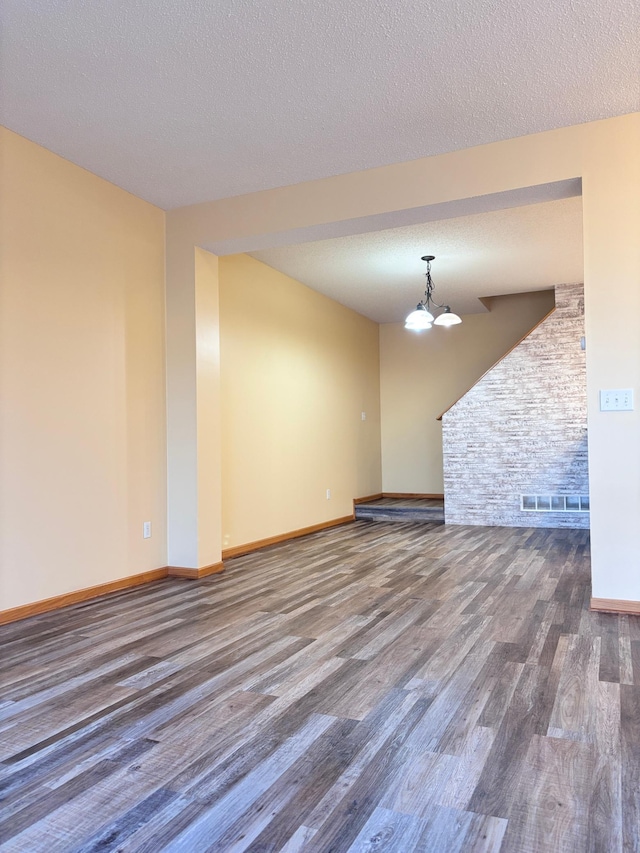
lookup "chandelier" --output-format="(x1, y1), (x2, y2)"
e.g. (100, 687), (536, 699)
(405, 255), (462, 331)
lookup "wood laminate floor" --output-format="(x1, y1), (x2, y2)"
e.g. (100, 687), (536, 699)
(0, 521), (638, 852)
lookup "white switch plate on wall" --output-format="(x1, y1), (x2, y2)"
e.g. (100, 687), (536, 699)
(600, 389), (634, 411)
(143, 521), (152, 538)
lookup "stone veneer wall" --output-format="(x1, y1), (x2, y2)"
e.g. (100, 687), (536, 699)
(442, 282), (589, 529)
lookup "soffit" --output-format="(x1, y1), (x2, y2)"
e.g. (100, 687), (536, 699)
(250, 196), (584, 322)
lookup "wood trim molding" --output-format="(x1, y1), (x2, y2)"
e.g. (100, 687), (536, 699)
(0, 568), (169, 626)
(382, 492), (444, 500)
(222, 515), (354, 560)
(590, 597), (640, 616)
(353, 493), (383, 505)
(167, 562), (225, 579)
(0, 559), (228, 625)
(436, 306), (557, 421)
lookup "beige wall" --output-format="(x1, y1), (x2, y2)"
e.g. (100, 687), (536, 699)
(380, 290), (554, 494)
(0, 128), (167, 610)
(219, 254), (381, 549)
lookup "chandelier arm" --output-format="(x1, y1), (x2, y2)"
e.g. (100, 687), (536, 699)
(407, 254), (461, 330)
(424, 269), (448, 311)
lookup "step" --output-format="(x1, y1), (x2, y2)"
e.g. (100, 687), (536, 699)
(355, 504), (444, 523)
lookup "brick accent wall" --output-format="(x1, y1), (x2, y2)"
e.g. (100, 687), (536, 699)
(442, 283), (589, 529)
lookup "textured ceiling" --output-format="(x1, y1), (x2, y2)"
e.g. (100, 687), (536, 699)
(1, 0), (637, 209)
(250, 197), (584, 323)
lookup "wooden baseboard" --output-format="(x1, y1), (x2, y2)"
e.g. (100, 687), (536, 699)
(0, 558), (229, 625)
(0, 568), (169, 626)
(222, 515), (355, 560)
(590, 597), (640, 616)
(382, 492), (444, 500)
(167, 562), (225, 579)
(353, 493), (383, 505)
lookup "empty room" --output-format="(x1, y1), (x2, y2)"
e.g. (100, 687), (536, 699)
(1, 1), (639, 851)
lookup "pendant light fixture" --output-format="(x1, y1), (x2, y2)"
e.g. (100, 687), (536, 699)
(405, 255), (462, 331)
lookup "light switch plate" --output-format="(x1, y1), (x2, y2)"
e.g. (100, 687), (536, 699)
(600, 389), (634, 411)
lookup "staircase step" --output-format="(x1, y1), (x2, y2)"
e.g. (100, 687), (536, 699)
(355, 504), (444, 523)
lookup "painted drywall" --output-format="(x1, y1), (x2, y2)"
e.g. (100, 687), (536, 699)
(581, 119), (640, 601)
(379, 290), (555, 494)
(443, 283), (588, 527)
(219, 254), (381, 549)
(165, 245), (223, 570)
(0, 127), (167, 610)
(195, 248), (222, 568)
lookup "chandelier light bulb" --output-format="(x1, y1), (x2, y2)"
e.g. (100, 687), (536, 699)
(405, 304), (434, 329)
(433, 307), (462, 326)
